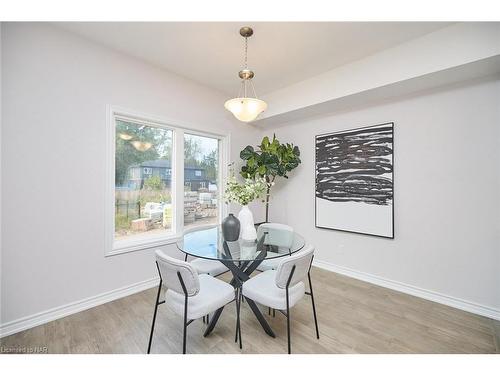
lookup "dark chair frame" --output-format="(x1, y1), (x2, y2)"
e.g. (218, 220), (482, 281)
(147, 261), (240, 354)
(283, 255), (320, 353)
(243, 254), (320, 354)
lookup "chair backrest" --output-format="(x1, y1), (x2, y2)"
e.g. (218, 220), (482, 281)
(257, 223), (294, 248)
(275, 245), (314, 289)
(155, 250), (200, 296)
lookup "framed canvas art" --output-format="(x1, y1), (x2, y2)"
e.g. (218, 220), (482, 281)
(315, 122), (394, 238)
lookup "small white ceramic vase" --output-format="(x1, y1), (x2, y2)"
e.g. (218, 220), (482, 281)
(237, 205), (257, 241)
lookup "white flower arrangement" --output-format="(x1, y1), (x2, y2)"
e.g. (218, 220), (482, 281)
(224, 165), (268, 206)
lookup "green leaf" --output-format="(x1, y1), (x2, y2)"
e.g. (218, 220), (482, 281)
(266, 163), (279, 175)
(277, 165), (286, 176)
(261, 136), (270, 150)
(240, 145), (255, 160)
(272, 137), (279, 149)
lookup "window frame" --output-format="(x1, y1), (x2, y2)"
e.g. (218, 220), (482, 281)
(105, 106), (229, 257)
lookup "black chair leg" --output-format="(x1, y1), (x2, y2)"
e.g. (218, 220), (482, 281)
(268, 307), (271, 315)
(182, 301), (188, 354)
(147, 281), (162, 354)
(235, 289), (239, 343)
(237, 288), (242, 349)
(285, 265), (295, 354)
(286, 302), (291, 354)
(308, 272), (320, 339)
(203, 315), (205, 324)
(177, 272), (189, 354)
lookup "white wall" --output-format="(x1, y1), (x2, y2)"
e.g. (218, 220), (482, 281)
(266, 78), (500, 314)
(0, 23), (261, 326)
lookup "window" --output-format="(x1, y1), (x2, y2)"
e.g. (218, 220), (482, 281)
(114, 118), (173, 248)
(184, 133), (220, 230)
(107, 108), (227, 255)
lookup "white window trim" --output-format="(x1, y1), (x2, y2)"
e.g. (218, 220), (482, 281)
(105, 106), (229, 257)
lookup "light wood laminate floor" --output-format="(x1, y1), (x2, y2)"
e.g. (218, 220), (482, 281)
(1, 267), (498, 354)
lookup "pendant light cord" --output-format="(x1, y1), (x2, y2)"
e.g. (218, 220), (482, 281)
(243, 36), (248, 98)
(244, 36), (248, 69)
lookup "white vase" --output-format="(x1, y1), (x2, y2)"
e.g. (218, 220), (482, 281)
(237, 205), (257, 241)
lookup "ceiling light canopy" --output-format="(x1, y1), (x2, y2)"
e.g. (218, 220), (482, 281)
(224, 27), (267, 123)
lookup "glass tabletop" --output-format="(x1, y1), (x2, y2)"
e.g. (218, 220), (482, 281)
(176, 225), (305, 262)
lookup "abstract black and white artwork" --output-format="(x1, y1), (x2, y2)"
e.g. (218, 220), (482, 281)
(315, 122), (394, 238)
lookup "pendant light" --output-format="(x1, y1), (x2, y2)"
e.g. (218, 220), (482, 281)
(131, 140), (153, 152)
(130, 125), (152, 152)
(224, 27), (267, 122)
(119, 133), (133, 141)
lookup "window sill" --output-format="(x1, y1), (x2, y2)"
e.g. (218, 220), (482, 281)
(106, 234), (181, 257)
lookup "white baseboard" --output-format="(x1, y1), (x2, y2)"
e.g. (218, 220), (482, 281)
(0, 277), (160, 338)
(313, 259), (500, 321)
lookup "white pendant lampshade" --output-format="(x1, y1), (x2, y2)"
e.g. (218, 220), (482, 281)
(225, 27), (267, 123)
(118, 132), (133, 140)
(131, 141), (152, 152)
(224, 97), (267, 122)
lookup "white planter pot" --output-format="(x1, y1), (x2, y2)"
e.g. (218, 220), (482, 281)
(237, 205), (257, 241)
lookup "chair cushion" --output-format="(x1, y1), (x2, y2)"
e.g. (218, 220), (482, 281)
(190, 258), (228, 276)
(156, 250), (199, 296)
(166, 274), (235, 320)
(275, 245), (314, 289)
(256, 257), (281, 272)
(242, 270), (305, 310)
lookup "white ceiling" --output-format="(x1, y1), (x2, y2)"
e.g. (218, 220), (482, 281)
(56, 22), (451, 96)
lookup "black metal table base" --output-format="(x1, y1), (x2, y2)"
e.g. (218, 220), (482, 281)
(203, 240), (276, 338)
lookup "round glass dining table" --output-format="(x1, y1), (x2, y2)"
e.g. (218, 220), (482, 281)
(176, 225), (306, 338)
(177, 225), (305, 262)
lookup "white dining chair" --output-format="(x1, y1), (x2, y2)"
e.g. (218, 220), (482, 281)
(186, 257), (229, 324)
(147, 250), (238, 354)
(189, 258), (228, 276)
(241, 245), (319, 354)
(256, 223), (294, 272)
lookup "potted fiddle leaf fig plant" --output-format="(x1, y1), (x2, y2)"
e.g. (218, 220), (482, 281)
(239, 134), (301, 222)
